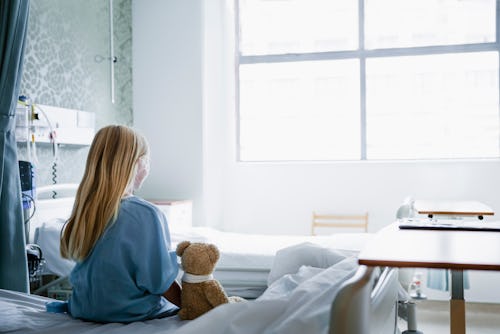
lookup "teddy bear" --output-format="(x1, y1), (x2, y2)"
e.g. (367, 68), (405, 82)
(176, 241), (244, 320)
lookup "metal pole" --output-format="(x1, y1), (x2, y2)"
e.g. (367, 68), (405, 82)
(109, 0), (115, 104)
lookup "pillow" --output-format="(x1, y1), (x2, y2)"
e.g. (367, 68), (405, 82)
(35, 218), (75, 277)
(267, 242), (357, 285)
(169, 226), (209, 246)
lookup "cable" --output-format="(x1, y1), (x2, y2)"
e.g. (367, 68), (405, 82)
(51, 159), (58, 199)
(17, 100), (31, 157)
(32, 104), (59, 161)
(21, 192), (36, 224)
(32, 104), (60, 197)
(32, 104), (55, 140)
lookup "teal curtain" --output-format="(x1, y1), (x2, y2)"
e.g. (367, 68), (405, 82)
(0, 0), (30, 293)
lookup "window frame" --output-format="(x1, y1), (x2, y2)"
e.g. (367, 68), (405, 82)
(235, 0), (500, 162)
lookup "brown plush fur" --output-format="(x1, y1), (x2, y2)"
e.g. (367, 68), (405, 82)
(176, 241), (244, 320)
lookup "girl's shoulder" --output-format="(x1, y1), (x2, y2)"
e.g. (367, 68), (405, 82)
(121, 196), (163, 218)
(122, 195), (153, 208)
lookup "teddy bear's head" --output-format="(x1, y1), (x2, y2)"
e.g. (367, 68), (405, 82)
(176, 241), (220, 276)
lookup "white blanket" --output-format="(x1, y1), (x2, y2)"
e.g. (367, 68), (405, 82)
(267, 242), (357, 285)
(175, 258), (358, 334)
(0, 244), (358, 334)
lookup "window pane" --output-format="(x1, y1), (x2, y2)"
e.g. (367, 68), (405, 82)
(239, 0), (358, 56)
(365, 0), (496, 49)
(366, 52), (500, 160)
(239, 60), (360, 161)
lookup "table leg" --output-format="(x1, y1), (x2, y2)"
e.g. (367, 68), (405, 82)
(450, 269), (465, 334)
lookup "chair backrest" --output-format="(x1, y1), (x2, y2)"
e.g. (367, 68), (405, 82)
(311, 212), (369, 235)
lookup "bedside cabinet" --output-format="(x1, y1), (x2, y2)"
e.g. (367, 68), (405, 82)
(149, 200), (193, 228)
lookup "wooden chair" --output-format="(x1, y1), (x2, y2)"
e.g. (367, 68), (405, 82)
(311, 211), (369, 235)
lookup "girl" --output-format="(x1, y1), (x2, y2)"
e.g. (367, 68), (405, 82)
(60, 125), (181, 323)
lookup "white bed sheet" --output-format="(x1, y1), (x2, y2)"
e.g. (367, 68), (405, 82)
(35, 222), (372, 277)
(173, 226), (373, 269)
(31, 188), (374, 301)
(32, 190), (373, 282)
(0, 246), (359, 334)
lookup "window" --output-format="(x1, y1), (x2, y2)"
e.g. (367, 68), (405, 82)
(237, 0), (500, 161)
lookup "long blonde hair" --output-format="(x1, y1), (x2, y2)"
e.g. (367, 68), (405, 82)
(60, 125), (149, 261)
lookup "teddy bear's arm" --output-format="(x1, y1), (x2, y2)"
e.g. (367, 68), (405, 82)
(204, 281), (229, 307)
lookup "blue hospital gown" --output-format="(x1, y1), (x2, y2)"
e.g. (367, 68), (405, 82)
(68, 196), (179, 323)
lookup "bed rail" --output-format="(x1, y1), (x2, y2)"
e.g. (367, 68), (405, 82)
(37, 183), (79, 199)
(30, 183), (79, 243)
(330, 265), (399, 334)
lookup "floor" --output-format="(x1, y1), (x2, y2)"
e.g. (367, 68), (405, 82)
(398, 300), (500, 334)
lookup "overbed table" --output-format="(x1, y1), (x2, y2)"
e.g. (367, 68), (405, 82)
(413, 200), (494, 220)
(358, 222), (500, 334)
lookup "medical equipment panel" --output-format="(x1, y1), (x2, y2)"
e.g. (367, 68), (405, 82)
(15, 100), (95, 146)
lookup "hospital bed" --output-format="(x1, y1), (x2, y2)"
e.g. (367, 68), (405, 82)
(32, 184), (374, 298)
(11, 183), (404, 333)
(34, 220), (373, 298)
(0, 263), (399, 334)
(0, 257), (399, 334)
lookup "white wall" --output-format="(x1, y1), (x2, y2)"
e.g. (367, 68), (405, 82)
(133, 0), (500, 234)
(133, 0), (500, 302)
(201, 0), (230, 230)
(132, 0), (205, 225)
(132, 0), (500, 233)
(221, 160), (500, 234)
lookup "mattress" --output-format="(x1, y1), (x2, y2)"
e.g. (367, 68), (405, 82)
(35, 220), (372, 298)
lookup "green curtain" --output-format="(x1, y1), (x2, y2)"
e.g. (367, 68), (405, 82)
(0, 0), (30, 293)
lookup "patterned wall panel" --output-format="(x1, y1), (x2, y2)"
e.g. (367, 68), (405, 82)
(17, 0), (132, 186)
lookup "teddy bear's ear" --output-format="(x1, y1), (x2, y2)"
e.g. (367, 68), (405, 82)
(176, 241), (191, 256)
(207, 244), (220, 263)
